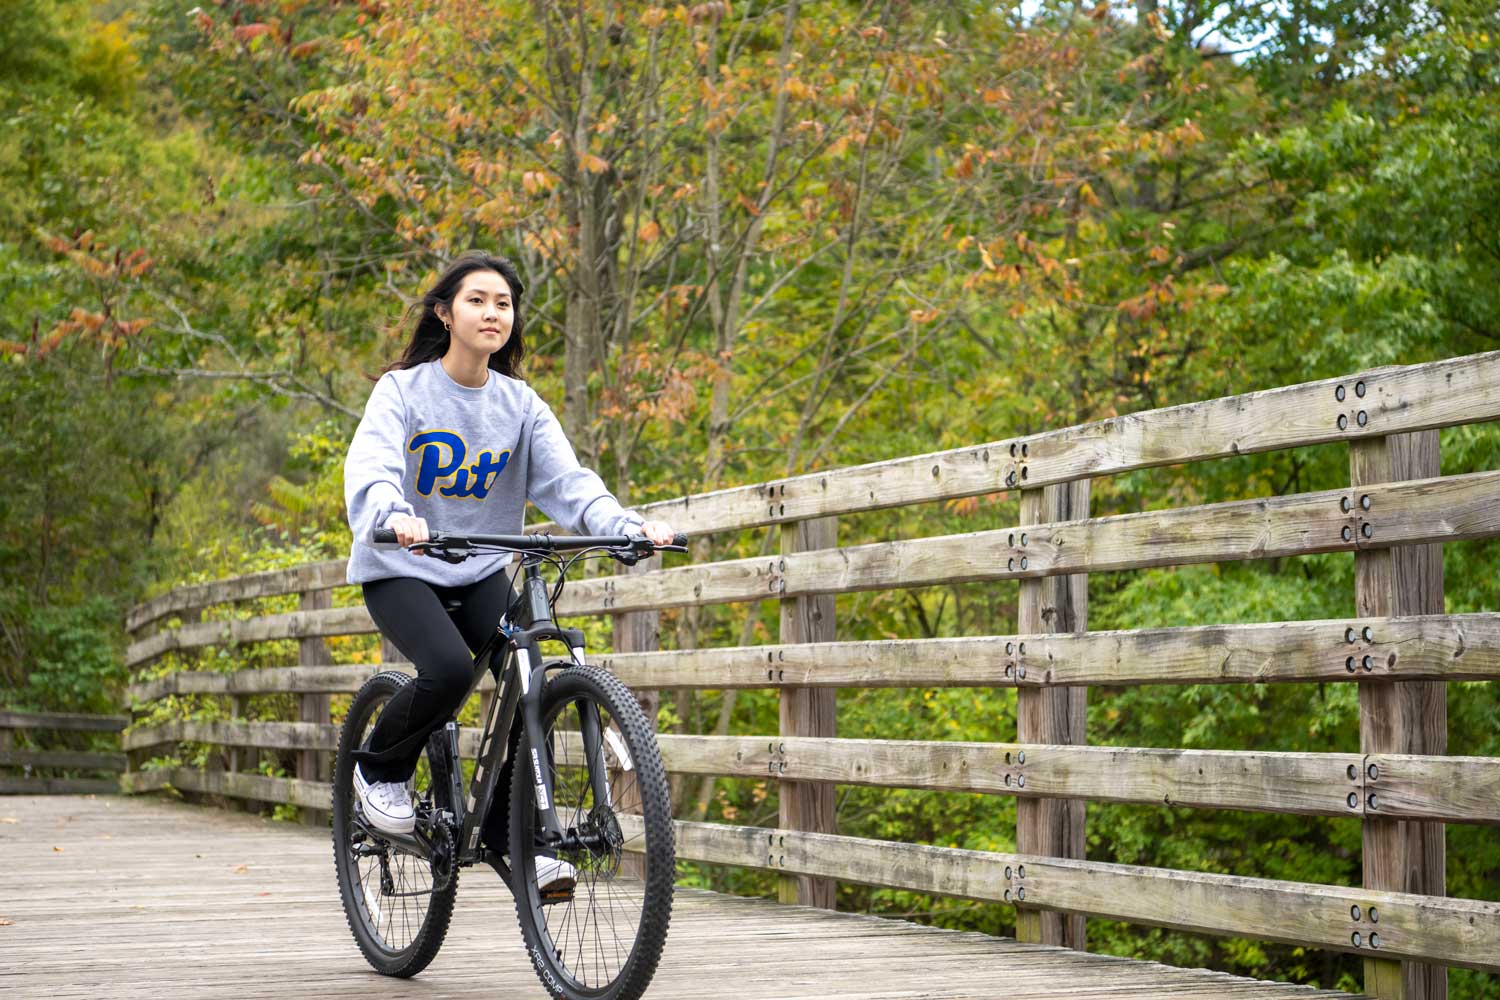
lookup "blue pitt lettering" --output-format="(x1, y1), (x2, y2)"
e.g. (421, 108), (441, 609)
(409, 430), (511, 499)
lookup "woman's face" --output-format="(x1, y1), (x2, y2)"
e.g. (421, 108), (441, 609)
(439, 269), (514, 357)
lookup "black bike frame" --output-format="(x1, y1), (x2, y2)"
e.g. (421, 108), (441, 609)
(361, 528), (677, 873)
(375, 556), (605, 874)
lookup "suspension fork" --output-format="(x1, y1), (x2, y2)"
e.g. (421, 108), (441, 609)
(512, 639), (592, 845)
(511, 559), (598, 846)
(517, 641), (568, 844)
(576, 695), (612, 810)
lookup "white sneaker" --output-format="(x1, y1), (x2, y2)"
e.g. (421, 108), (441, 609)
(534, 856), (577, 895)
(353, 764), (415, 835)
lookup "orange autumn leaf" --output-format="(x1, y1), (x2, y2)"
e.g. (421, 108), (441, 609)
(234, 23), (273, 43)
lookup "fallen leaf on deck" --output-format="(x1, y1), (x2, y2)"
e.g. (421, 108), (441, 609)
(232, 864), (250, 874)
(0, 917), (14, 926)
(0, 817), (17, 824)
(52, 846), (63, 852)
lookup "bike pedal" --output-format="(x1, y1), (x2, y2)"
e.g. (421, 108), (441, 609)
(539, 881), (576, 906)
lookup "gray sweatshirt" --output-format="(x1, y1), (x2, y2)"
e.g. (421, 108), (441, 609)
(344, 359), (643, 586)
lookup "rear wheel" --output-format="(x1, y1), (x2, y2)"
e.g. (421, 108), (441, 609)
(511, 665), (674, 1000)
(332, 670), (458, 977)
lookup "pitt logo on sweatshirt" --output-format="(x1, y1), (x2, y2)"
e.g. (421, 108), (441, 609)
(408, 430), (511, 499)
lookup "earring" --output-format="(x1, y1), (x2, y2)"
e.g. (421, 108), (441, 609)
(442, 319), (451, 334)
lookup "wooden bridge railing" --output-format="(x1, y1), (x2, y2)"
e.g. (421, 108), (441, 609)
(0, 709), (128, 795)
(122, 352), (1500, 999)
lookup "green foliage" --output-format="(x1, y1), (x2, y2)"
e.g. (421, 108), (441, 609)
(0, 595), (125, 714)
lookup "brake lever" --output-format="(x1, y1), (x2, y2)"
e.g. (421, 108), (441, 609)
(411, 543), (472, 564)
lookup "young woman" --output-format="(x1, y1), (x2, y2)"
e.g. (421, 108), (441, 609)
(343, 250), (675, 892)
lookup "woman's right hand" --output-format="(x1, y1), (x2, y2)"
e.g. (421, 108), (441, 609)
(385, 514), (430, 552)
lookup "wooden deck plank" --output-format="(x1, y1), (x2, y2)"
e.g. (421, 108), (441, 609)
(0, 795), (1361, 999)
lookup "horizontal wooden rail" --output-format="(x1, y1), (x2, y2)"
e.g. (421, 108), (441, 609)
(126, 605), (374, 669)
(636, 352), (1500, 535)
(128, 663), (416, 704)
(0, 710), (128, 732)
(124, 612), (1500, 703)
(124, 720), (340, 754)
(649, 818), (1500, 973)
(126, 560), (347, 634)
(601, 613), (1500, 689)
(0, 749), (127, 771)
(124, 767), (330, 810)
(124, 718), (1500, 826)
(122, 352), (1500, 634)
(0, 777), (121, 795)
(122, 471), (1500, 666)
(558, 470), (1500, 615)
(651, 737), (1500, 826)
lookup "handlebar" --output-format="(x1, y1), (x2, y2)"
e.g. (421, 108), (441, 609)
(372, 527), (688, 551)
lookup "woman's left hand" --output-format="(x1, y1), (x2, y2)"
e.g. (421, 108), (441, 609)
(638, 520), (678, 547)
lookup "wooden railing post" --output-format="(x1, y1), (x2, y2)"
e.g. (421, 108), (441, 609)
(779, 516), (837, 908)
(1351, 430), (1446, 1000)
(1015, 480), (1089, 949)
(614, 557), (662, 721)
(228, 696), (247, 776)
(298, 589), (333, 825)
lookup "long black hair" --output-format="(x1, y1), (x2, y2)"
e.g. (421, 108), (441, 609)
(381, 250), (527, 378)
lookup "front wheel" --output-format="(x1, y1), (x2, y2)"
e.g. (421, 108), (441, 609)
(511, 665), (674, 1000)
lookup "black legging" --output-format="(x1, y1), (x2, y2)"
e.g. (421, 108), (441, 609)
(353, 567), (516, 784)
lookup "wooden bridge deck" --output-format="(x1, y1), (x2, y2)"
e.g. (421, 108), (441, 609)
(3, 795), (1361, 1000)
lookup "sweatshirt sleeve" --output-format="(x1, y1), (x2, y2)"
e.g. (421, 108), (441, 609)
(524, 391), (644, 536)
(345, 374), (415, 546)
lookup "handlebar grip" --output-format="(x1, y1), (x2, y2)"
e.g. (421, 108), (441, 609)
(671, 533), (688, 547)
(373, 527), (398, 544)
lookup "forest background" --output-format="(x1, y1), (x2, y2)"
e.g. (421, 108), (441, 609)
(2, 0), (1498, 994)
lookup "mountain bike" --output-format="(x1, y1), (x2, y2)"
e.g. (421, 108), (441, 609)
(332, 528), (685, 1000)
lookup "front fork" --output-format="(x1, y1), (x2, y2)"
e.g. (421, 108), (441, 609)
(514, 627), (610, 846)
